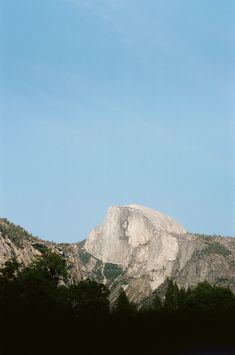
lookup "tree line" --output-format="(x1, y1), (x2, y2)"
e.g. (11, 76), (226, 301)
(0, 252), (234, 355)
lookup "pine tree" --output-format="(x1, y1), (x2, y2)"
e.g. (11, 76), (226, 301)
(113, 289), (136, 318)
(164, 279), (179, 313)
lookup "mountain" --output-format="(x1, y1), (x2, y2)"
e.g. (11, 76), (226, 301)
(0, 205), (235, 304)
(84, 205), (235, 302)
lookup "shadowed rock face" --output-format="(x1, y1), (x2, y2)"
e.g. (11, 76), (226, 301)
(0, 207), (235, 304)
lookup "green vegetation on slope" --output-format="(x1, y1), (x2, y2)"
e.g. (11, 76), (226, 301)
(202, 241), (231, 257)
(103, 263), (123, 281)
(79, 249), (91, 264)
(0, 218), (38, 247)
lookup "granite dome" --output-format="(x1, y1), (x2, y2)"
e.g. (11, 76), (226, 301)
(84, 205), (187, 289)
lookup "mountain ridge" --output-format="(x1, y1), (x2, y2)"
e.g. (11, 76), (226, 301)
(0, 206), (235, 303)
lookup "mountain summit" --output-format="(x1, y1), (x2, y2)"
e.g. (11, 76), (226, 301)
(126, 205), (186, 233)
(84, 204), (186, 263)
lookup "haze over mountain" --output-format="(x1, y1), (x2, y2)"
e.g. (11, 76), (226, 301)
(0, 205), (234, 303)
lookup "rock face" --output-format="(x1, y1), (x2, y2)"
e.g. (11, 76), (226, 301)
(84, 205), (186, 290)
(0, 207), (235, 304)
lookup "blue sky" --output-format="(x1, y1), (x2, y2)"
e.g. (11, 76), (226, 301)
(0, 0), (234, 242)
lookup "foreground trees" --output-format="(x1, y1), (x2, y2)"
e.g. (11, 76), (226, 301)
(112, 289), (137, 318)
(68, 279), (110, 319)
(0, 254), (235, 355)
(0, 252), (110, 323)
(162, 278), (235, 316)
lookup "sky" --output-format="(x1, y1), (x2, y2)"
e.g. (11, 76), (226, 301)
(0, 0), (234, 242)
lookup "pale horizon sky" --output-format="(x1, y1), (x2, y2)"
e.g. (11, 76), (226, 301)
(0, 0), (235, 242)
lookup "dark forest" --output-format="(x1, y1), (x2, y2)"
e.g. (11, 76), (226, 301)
(0, 251), (235, 355)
